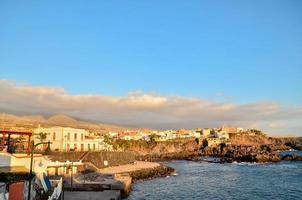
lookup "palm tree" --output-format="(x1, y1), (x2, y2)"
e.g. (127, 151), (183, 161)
(34, 132), (49, 151)
(35, 132), (47, 143)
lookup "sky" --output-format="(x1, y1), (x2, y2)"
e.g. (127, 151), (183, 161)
(0, 1), (302, 135)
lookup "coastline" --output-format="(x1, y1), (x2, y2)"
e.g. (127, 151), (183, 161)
(59, 147), (302, 199)
(126, 154), (302, 200)
(197, 143), (302, 163)
(42, 136), (302, 199)
(97, 161), (175, 197)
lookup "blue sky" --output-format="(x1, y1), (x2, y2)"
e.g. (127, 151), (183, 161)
(1, 0), (301, 102)
(0, 1), (302, 134)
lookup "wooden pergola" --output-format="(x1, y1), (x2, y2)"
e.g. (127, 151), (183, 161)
(0, 130), (33, 155)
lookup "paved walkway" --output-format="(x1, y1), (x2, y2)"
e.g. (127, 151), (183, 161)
(98, 161), (160, 174)
(64, 191), (121, 200)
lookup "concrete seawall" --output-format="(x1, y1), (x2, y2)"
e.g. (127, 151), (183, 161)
(48, 151), (136, 168)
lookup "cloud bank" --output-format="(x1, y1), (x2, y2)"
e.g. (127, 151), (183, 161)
(0, 79), (301, 135)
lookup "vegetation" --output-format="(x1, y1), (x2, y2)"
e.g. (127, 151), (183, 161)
(103, 134), (113, 145)
(7, 145), (16, 153)
(249, 129), (266, 136)
(35, 132), (47, 143)
(42, 142), (52, 155)
(112, 139), (156, 151)
(149, 134), (159, 142)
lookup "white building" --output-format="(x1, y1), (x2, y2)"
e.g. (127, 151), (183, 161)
(107, 131), (118, 138)
(120, 134), (143, 141)
(154, 130), (177, 141)
(216, 130), (230, 139)
(202, 128), (212, 138)
(0, 152), (83, 176)
(34, 127), (112, 152)
(189, 130), (201, 138)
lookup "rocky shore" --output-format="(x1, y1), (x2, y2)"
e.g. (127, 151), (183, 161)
(199, 143), (302, 163)
(282, 153), (302, 161)
(200, 144), (280, 162)
(269, 137), (302, 150)
(128, 164), (175, 182)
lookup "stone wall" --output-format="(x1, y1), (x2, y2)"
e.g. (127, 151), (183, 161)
(48, 151), (136, 169)
(83, 151), (136, 168)
(47, 152), (84, 162)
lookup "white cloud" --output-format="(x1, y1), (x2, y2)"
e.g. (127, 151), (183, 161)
(0, 79), (302, 135)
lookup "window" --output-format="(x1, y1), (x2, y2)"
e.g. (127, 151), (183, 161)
(53, 132), (56, 140)
(74, 144), (77, 151)
(88, 144), (90, 150)
(74, 133), (77, 141)
(67, 133), (70, 141)
(81, 134), (84, 141)
(81, 144), (84, 152)
(93, 144), (96, 151)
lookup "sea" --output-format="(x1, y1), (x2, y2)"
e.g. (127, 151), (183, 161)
(126, 150), (302, 200)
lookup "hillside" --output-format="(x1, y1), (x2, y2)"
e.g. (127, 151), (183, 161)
(112, 138), (200, 161)
(230, 133), (271, 146)
(229, 132), (302, 150)
(0, 112), (144, 134)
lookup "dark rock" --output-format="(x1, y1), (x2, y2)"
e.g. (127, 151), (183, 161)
(129, 164), (175, 182)
(294, 146), (302, 150)
(282, 154), (302, 161)
(200, 144), (282, 163)
(270, 137), (302, 150)
(220, 157), (234, 163)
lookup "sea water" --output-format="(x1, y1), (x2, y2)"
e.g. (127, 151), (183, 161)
(126, 151), (302, 200)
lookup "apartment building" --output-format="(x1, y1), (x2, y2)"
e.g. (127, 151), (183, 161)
(34, 126), (111, 152)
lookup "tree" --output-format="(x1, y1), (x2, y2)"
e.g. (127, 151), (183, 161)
(35, 132), (47, 143)
(202, 139), (208, 148)
(34, 133), (51, 154)
(43, 141), (52, 155)
(149, 134), (159, 143)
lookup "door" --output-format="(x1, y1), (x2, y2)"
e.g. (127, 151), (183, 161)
(9, 182), (24, 200)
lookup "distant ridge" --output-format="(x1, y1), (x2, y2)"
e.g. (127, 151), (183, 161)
(21, 115), (47, 122)
(0, 112), (146, 134)
(48, 114), (78, 126)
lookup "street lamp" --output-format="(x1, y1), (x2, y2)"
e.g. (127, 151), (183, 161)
(27, 141), (51, 200)
(64, 135), (67, 152)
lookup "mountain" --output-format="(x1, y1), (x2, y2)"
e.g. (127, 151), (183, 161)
(20, 115), (47, 122)
(0, 112), (144, 134)
(47, 114), (78, 126)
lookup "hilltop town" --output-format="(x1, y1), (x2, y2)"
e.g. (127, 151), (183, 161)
(1, 113), (302, 200)
(1, 113), (265, 153)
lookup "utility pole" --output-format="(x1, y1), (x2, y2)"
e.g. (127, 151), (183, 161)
(27, 141), (51, 200)
(70, 160), (73, 191)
